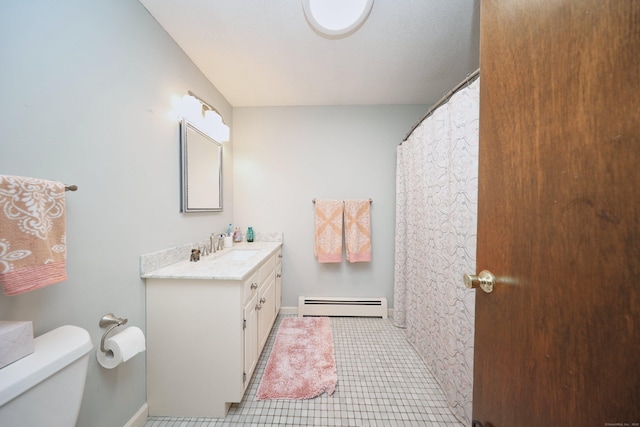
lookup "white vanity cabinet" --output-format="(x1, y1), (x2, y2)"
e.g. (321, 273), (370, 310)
(144, 242), (282, 418)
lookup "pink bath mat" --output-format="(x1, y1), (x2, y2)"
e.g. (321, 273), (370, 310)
(256, 317), (337, 400)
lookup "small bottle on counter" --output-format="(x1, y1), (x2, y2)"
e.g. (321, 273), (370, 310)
(246, 226), (254, 243)
(233, 226), (242, 242)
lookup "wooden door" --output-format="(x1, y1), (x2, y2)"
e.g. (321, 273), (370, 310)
(473, 1), (640, 426)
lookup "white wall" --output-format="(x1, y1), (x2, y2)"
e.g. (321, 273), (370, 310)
(0, 2), (233, 426)
(232, 106), (426, 308)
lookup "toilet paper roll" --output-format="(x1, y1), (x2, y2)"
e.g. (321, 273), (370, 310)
(96, 326), (146, 369)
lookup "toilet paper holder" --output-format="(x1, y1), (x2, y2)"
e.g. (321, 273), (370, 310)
(99, 313), (128, 353)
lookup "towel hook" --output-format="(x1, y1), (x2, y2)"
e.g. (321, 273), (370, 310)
(99, 313), (128, 353)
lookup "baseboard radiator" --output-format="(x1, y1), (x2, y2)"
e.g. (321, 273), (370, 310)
(297, 296), (388, 319)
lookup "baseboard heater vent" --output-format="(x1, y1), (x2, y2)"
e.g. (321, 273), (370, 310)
(298, 296), (388, 319)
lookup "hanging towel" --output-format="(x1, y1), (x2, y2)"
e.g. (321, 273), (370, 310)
(314, 199), (343, 263)
(344, 199), (371, 263)
(0, 175), (67, 296)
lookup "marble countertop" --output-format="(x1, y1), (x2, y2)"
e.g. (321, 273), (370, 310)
(141, 241), (282, 281)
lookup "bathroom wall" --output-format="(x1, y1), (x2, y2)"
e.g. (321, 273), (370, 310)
(0, 2), (233, 427)
(232, 106), (427, 309)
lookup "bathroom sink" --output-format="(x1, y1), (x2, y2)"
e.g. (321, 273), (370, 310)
(220, 249), (260, 261)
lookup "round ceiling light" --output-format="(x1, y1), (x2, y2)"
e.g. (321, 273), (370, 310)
(302, 0), (374, 39)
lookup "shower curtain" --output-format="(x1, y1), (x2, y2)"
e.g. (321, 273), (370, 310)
(393, 78), (479, 425)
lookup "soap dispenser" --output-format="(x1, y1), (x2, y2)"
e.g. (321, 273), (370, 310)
(246, 227), (254, 243)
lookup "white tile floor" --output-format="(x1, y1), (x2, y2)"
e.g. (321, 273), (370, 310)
(143, 315), (465, 427)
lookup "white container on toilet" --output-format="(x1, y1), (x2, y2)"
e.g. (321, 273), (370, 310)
(0, 325), (93, 427)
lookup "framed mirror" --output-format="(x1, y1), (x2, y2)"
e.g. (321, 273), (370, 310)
(180, 118), (223, 212)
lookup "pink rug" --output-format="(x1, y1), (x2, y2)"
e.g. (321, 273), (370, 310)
(256, 317), (337, 400)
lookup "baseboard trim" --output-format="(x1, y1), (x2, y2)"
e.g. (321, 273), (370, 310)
(279, 306), (297, 315)
(124, 402), (148, 427)
(280, 306), (394, 319)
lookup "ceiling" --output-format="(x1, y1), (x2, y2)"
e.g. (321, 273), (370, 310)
(138, 0), (480, 107)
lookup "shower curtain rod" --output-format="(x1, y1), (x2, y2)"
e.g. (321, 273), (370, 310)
(401, 68), (480, 143)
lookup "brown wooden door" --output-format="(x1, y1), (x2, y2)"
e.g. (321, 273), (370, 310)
(473, 1), (640, 426)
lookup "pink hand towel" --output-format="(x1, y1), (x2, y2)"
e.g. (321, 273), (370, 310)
(314, 199), (343, 263)
(344, 199), (371, 263)
(0, 175), (67, 296)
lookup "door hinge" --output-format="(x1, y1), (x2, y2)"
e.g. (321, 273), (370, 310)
(243, 372), (246, 383)
(243, 319), (246, 329)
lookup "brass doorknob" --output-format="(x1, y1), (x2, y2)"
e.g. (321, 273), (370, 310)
(464, 270), (495, 293)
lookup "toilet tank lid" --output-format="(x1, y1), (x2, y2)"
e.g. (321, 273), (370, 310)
(0, 325), (93, 407)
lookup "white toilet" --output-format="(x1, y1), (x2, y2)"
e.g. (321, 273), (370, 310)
(0, 325), (93, 427)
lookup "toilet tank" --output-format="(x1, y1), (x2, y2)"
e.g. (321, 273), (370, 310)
(0, 325), (93, 427)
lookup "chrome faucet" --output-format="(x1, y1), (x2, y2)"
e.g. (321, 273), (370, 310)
(216, 234), (226, 251)
(210, 233), (226, 253)
(210, 233), (217, 253)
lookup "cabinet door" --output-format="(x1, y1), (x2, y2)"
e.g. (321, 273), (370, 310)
(257, 274), (276, 353)
(243, 291), (258, 388)
(275, 250), (282, 314)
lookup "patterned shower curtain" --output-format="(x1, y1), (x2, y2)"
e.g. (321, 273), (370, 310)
(393, 78), (479, 425)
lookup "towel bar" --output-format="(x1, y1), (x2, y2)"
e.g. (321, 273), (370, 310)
(312, 198), (371, 204)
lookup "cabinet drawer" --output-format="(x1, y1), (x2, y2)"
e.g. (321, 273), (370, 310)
(243, 270), (258, 303)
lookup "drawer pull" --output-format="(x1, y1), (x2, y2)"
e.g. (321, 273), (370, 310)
(255, 304), (262, 310)
(250, 282), (258, 290)
(260, 297), (266, 303)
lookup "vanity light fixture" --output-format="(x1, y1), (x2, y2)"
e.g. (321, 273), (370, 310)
(302, 0), (374, 39)
(178, 92), (230, 142)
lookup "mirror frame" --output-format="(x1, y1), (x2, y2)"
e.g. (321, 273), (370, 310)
(180, 118), (223, 213)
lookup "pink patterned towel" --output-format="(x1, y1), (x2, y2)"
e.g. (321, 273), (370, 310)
(0, 175), (67, 296)
(344, 199), (371, 263)
(314, 199), (343, 263)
